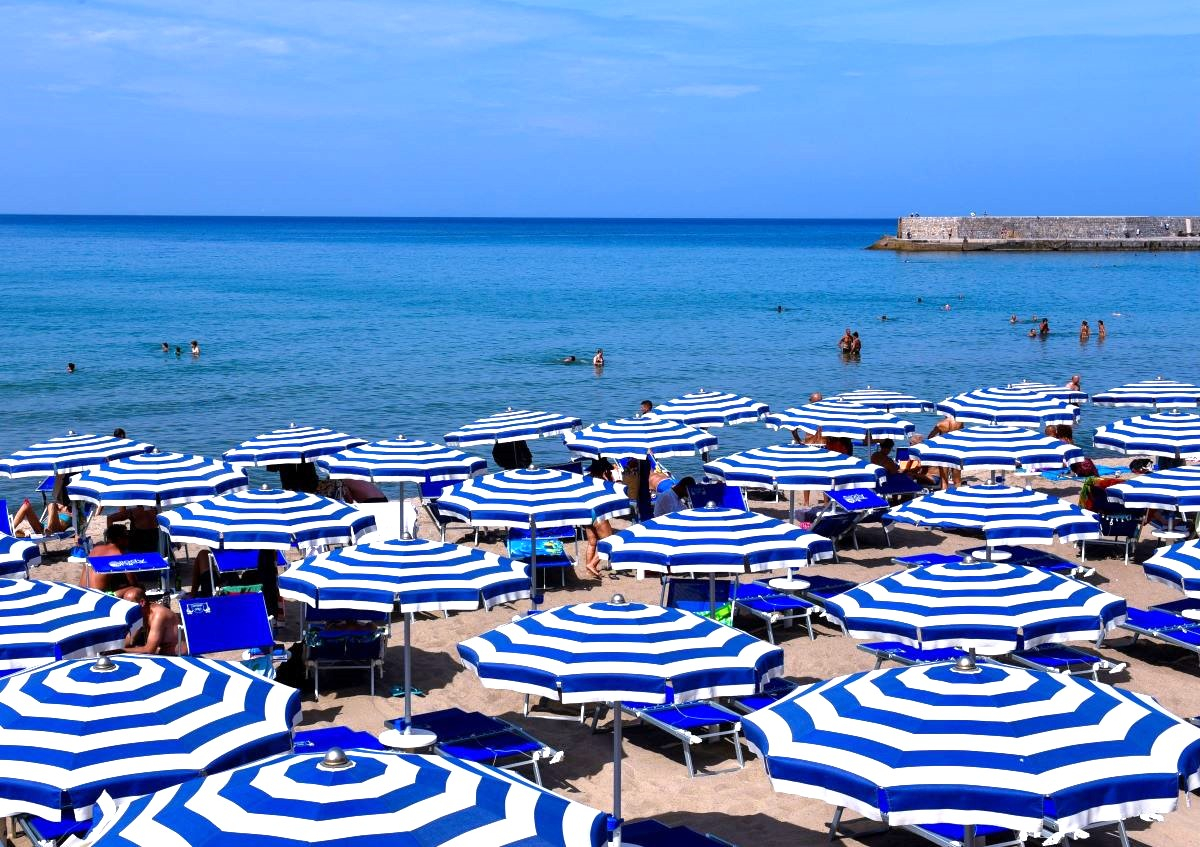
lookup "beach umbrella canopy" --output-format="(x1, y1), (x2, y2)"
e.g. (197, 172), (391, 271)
(741, 661), (1200, 834)
(0, 579), (140, 672)
(936, 387), (1079, 428)
(157, 487), (376, 551)
(597, 507), (833, 575)
(437, 469), (628, 530)
(832, 388), (933, 415)
(1093, 411), (1200, 458)
(445, 409), (581, 447)
(0, 433), (153, 479)
(0, 535), (39, 579)
(562, 417), (717, 460)
(886, 484), (1101, 549)
(1007, 380), (1088, 405)
(316, 437), (485, 483)
(223, 425), (365, 468)
(652, 389), (768, 427)
(909, 425), (1084, 472)
(1109, 466), (1200, 513)
(1092, 377), (1200, 408)
(67, 452), (248, 508)
(1143, 541), (1200, 599)
(823, 561), (1126, 654)
(765, 400), (914, 441)
(0, 654), (300, 821)
(704, 444), (885, 491)
(79, 747), (608, 847)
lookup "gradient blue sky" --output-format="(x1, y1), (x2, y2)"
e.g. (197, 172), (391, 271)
(3, 1), (1197, 216)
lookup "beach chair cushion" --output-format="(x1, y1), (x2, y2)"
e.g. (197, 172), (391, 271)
(859, 641), (966, 665)
(1150, 598), (1200, 618)
(731, 581), (814, 614)
(628, 701), (740, 732)
(1123, 607), (1197, 633)
(730, 677), (800, 713)
(893, 553), (965, 568)
(15, 814), (91, 847)
(797, 575), (858, 603)
(293, 726), (387, 753)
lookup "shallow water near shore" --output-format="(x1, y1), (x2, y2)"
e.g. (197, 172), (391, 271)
(1, 216), (1196, 495)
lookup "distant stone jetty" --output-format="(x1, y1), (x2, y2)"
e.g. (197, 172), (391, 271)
(869, 215), (1200, 251)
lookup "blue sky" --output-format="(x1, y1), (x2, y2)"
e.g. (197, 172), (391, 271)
(3, 1), (1197, 216)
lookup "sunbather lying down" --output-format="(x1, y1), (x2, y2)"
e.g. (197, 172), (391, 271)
(9, 498), (72, 536)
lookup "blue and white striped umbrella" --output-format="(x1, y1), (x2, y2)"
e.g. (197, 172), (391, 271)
(937, 387), (1079, 428)
(1110, 466), (1200, 513)
(562, 417), (717, 460)
(0, 433), (153, 479)
(597, 507), (834, 575)
(765, 400), (914, 441)
(445, 409), (581, 448)
(279, 538), (530, 614)
(832, 388), (933, 415)
(823, 561), (1126, 653)
(1092, 377), (1200, 408)
(223, 425), (366, 467)
(80, 747), (607, 847)
(742, 662), (1200, 833)
(316, 437), (486, 483)
(653, 389), (768, 427)
(437, 469), (629, 529)
(1007, 380), (1088, 405)
(703, 444), (885, 491)
(158, 487), (376, 551)
(67, 452), (248, 508)
(1143, 541), (1200, 599)
(0, 579), (140, 672)
(0, 655), (300, 820)
(1093, 411), (1200, 458)
(0, 535), (39, 579)
(886, 484), (1101, 548)
(909, 426), (1084, 472)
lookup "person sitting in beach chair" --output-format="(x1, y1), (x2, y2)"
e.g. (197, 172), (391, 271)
(191, 548), (286, 617)
(78, 525), (137, 593)
(7, 497), (73, 539)
(117, 586), (179, 656)
(105, 504), (160, 553)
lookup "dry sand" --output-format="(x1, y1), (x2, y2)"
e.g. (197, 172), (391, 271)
(24, 475), (1200, 847)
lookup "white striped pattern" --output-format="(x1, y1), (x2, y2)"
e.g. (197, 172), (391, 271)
(886, 484), (1101, 546)
(436, 469), (629, 529)
(0, 433), (153, 479)
(157, 488), (376, 551)
(0, 536), (39, 579)
(67, 453), (248, 507)
(458, 600), (783, 704)
(0, 655), (300, 821)
(765, 400), (914, 441)
(1143, 541), (1200, 598)
(563, 417), (717, 460)
(703, 444), (884, 491)
(223, 425), (366, 467)
(444, 409), (581, 447)
(316, 437), (486, 483)
(1006, 380), (1089, 405)
(1092, 378), (1200, 408)
(823, 561), (1126, 653)
(937, 387), (1079, 428)
(909, 426), (1084, 471)
(0, 579), (141, 671)
(79, 748), (607, 847)
(1110, 466), (1200, 513)
(742, 662), (1200, 833)
(832, 388), (933, 414)
(597, 507), (834, 574)
(1093, 412), (1200, 457)
(653, 390), (768, 427)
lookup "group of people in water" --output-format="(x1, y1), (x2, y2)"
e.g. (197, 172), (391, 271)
(837, 328), (862, 357)
(1012, 315), (1107, 341)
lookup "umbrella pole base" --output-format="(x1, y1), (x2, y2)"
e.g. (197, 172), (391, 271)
(379, 727), (437, 750)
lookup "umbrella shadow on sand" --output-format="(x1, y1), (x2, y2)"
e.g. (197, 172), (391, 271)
(648, 811), (826, 847)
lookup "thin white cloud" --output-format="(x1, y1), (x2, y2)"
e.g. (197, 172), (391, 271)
(662, 83), (760, 98)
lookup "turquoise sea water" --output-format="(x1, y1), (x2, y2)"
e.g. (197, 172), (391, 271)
(1, 216), (1196, 496)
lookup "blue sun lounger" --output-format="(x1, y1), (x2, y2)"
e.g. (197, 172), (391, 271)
(507, 526), (575, 589)
(1116, 607), (1200, 665)
(730, 581), (817, 643)
(387, 706), (562, 786)
(728, 677), (801, 714)
(858, 641), (969, 668)
(13, 814), (91, 847)
(591, 693), (746, 778)
(301, 606), (389, 697)
(794, 575), (859, 606)
(1004, 644), (1127, 680)
(892, 552), (965, 568)
(293, 726), (386, 753)
(621, 819), (735, 846)
(179, 593), (288, 677)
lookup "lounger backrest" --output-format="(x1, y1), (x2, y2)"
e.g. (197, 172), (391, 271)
(827, 488), (888, 514)
(687, 481), (725, 509)
(181, 592), (274, 655)
(661, 577), (732, 611)
(0, 500), (11, 535)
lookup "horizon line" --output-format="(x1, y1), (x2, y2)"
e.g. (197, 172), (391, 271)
(0, 213), (897, 222)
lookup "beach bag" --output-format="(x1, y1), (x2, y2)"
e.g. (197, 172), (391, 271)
(696, 601), (734, 627)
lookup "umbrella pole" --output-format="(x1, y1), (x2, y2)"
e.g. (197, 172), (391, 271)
(612, 698), (624, 847)
(529, 515), (539, 610)
(398, 481), (406, 537)
(404, 611), (414, 730)
(789, 490), (796, 525)
(709, 573), (717, 618)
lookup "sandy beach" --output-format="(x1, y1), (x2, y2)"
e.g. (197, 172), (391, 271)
(20, 468), (1200, 847)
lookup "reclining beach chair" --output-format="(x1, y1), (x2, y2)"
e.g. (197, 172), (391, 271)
(592, 694), (746, 778)
(728, 677), (801, 714)
(958, 545), (1092, 578)
(207, 548), (288, 596)
(892, 552), (966, 568)
(387, 706), (563, 786)
(1004, 644), (1126, 680)
(179, 593), (287, 677)
(1080, 487), (1144, 566)
(794, 574), (859, 607)
(88, 550), (172, 600)
(301, 606), (389, 696)
(507, 526), (575, 589)
(821, 488), (892, 549)
(858, 641), (969, 669)
(686, 480), (747, 510)
(293, 725), (386, 754)
(730, 581), (817, 643)
(12, 815), (91, 847)
(880, 471), (928, 502)
(422, 480), (476, 543)
(660, 576), (734, 625)
(1, 497), (79, 556)
(1116, 606), (1200, 665)
(621, 819), (735, 847)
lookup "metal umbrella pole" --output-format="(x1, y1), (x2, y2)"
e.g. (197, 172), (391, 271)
(528, 514), (539, 610)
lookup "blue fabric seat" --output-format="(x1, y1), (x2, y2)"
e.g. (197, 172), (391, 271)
(795, 574), (858, 605)
(893, 552), (965, 568)
(292, 726), (386, 753)
(731, 581), (816, 643)
(388, 706), (561, 786)
(14, 814), (91, 847)
(729, 677), (800, 714)
(1006, 644), (1126, 680)
(607, 698), (746, 778)
(660, 576), (733, 623)
(621, 819), (734, 846)
(507, 527), (573, 589)
(1119, 606), (1200, 666)
(302, 607), (389, 697)
(180, 593), (276, 655)
(858, 641), (967, 668)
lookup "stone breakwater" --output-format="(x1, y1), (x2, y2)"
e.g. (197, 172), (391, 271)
(869, 215), (1200, 251)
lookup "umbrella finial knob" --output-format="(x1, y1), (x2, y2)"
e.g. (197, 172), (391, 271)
(952, 652), (981, 674)
(610, 593), (628, 605)
(92, 655), (118, 672)
(319, 748), (354, 770)
(289, 422), (297, 428)
(706, 501), (717, 509)
(261, 483), (271, 491)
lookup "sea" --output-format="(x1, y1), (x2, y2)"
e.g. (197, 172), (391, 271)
(1, 216), (1197, 498)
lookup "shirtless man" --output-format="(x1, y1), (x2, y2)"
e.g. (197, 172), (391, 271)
(869, 439), (901, 475)
(79, 525), (137, 593)
(1066, 374), (1082, 391)
(926, 416), (963, 488)
(118, 586), (179, 656)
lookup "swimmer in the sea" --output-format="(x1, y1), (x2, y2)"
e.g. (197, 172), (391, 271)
(776, 305), (783, 313)
(1010, 314), (1017, 324)
(1028, 329), (1037, 338)
(562, 355), (577, 364)
(160, 342), (169, 353)
(592, 348), (605, 367)
(941, 304), (951, 311)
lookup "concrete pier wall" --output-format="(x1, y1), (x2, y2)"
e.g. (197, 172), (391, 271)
(896, 215), (1197, 241)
